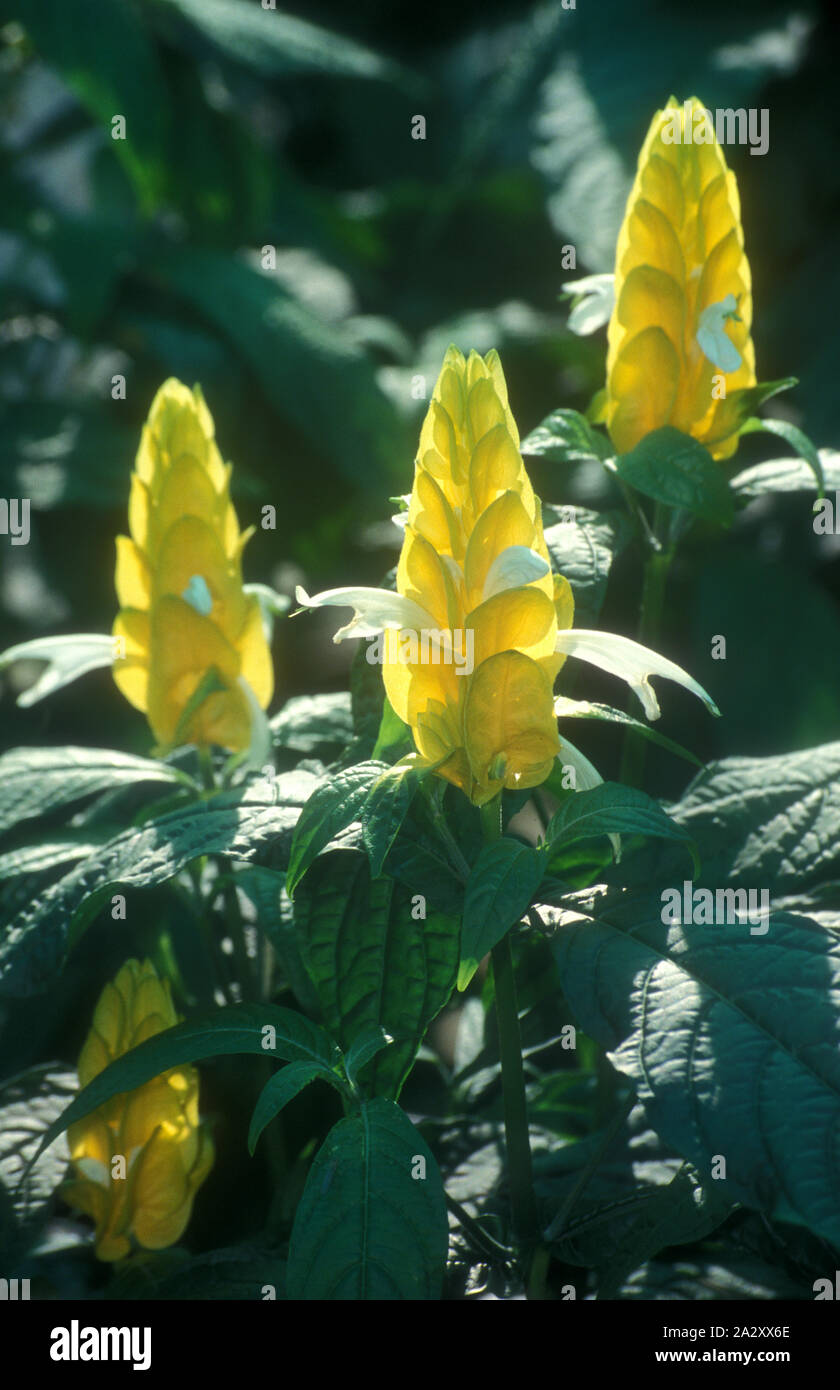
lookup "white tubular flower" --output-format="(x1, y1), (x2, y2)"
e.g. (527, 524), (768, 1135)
(554, 628), (720, 722)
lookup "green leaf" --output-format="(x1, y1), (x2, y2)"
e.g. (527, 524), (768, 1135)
(550, 890), (840, 1249)
(616, 427), (734, 524)
(0, 773), (319, 998)
(738, 417), (826, 494)
(549, 1163), (733, 1298)
(159, 0), (412, 84)
(371, 695), (412, 762)
(362, 764), (422, 878)
(731, 449), (840, 500)
(286, 1097), (448, 1299)
(707, 376), (797, 440)
(232, 867), (321, 1015)
(293, 851), (458, 1097)
(0, 747), (192, 839)
(271, 693), (353, 755)
(106, 1243), (286, 1300)
(459, 839), (545, 990)
(542, 506), (631, 627)
(16, 0), (169, 209)
(344, 1024), (394, 1086)
(545, 783), (698, 874)
(554, 698), (702, 767)
(521, 408), (612, 464)
(36, 1003), (341, 1163)
(248, 1061), (339, 1156)
(151, 245), (407, 492)
(286, 761), (388, 898)
(0, 1065), (76, 1242)
(614, 741), (840, 908)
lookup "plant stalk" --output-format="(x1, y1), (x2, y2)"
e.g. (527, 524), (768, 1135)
(479, 796), (545, 1293)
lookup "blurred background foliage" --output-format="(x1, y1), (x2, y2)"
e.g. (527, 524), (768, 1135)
(1, 0), (839, 794)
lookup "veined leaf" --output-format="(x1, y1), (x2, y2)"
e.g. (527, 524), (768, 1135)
(0, 746), (192, 839)
(459, 839), (545, 990)
(36, 1003), (341, 1163)
(544, 782), (698, 873)
(521, 408), (613, 464)
(550, 889), (840, 1249)
(739, 417), (824, 494)
(554, 698), (702, 767)
(0, 773), (318, 998)
(286, 1097), (447, 1299)
(616, 427), (734, 524)
(542, 506), (631, 628)
(248, 1060), (342, 1156)
(286, 761), (389, 898)
(293, 851), (458, 1097)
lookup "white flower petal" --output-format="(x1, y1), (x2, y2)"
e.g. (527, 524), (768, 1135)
(696, 294), (742, 373)
(75, 1156), (110, 1188)
(554, 628), (720, 721)
(182, 574), (213, 616)
(0, 633), (115, 708)
(554, 738), (621, 861)
(295, 585), (437, 642)
(482, 545), (550, 601)
(563, 273), (616, 336)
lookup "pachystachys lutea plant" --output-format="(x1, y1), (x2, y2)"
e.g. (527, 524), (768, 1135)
(0, 379), (277, 766)
(298, 344), (718, 804)
(62, 959), (214, 1261)
(604, 95), (756, 459)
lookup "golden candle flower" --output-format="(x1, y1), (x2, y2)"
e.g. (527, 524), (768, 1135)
(298, 346), (718, 805)
(62, 958), (214, 1262)
(605, 96), (756, 459)
(112, 379), (273, 753)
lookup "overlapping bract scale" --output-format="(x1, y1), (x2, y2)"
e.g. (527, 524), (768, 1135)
(112, 379), (273, 752)
(385, 346), (574, 805)
(605, 96), (756, 459)
(63, 959), (214, 1262)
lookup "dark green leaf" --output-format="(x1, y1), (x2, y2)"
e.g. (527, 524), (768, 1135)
(545, 782), (698, 873)
(248, 1061), (339, 1156)
(293, 851), (458, 1097)
(521, 408), (612, 464)
(738, 418), (826, 494)
(542, 506), (631, 627)
(550, 890), (840, 1249)
(286, 1097), (448, 1299)
(36, 1003), (341, 1162)
(459, 839), (544, 990)
(0, 747), (192, 839)
(286, 761), (388, 898)
(617, 427), (734, 524)
(0, 773), (318, 998)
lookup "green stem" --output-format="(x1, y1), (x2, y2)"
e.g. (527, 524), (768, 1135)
(619, 502), (674, 790)
(479, 795), (545, 1293)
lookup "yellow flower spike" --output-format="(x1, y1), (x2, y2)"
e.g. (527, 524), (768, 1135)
(63, 959), (213, 1262)
(605, 96), (756, 458)
(298, 346), (720, 808)
(112, 379), (273, 754)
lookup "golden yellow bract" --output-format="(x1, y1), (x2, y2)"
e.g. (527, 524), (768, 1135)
(112, 379), (273, 752)
(605, 96), (756, 458)
(384, 346), (573, 806)
(62, 959), (214, 1262)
